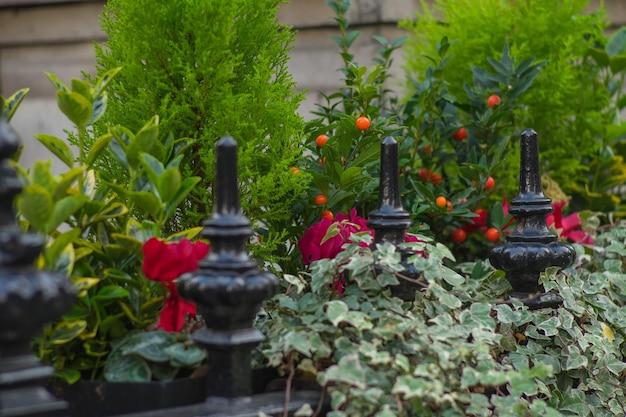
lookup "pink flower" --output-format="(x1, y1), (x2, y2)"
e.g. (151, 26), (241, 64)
(547, 201), (593, 245)
(299, 208), (422, 265)
(298, 209), (372, 265)
(141, 238), (210, 331)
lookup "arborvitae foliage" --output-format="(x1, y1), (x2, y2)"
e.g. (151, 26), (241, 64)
(93, 0), (308, 264)
(401, 0), (611, 206)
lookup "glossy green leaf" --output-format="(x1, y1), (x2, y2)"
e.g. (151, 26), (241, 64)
(45, 72), (69, 93)
(157, 168), (182, 202)
(56, 91), (92, 127)
(49, 320), (87, 345)
(45, 228), (81, 267)
(86, 133), (113, 168)
(34, 134), (74, 168)
(164, 176), (201, 218)
(104, 350), (151, 382)
(45, 195), (88, 233)
(126, 116), (159, 168)
(71, 78), (92, 101)
(163, 344), (206, 367)
(17, 184), (53, 232)
(54, 368), (81, 384)
(92, 67), (121, 98)
(93, 285), (130, 301)
(2, 87), (29, 121)
(52, 166), (84, 200)
(128, 191), (161, 218)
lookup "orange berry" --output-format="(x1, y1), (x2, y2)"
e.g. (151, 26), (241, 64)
(321, 210), (334, 221)
(319, 157), (326, 166)
(289, 167), (301, 175)
(447, 201), (453, 212)
(485, 176), (495, 190)
(420, 145), (432, 155)
(356, 116), (371, 131)
(485, 227), (500, 242)
(487, 94), (501, 108)
(315, 195), (328, 205)
(436, 196), (447, 208)
(315, 134), (328, 147)
(452, 228), (467, 244)
(453, 127), (467, 141)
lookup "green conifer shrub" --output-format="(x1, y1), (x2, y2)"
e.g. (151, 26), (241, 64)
(92, 0), (309, 264)
(400, 0), (614, 211)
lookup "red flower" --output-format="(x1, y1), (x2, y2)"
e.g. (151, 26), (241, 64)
(547, 201), (593, 245)
(141, 238), (210, 331)
(157, 282), (198, 332)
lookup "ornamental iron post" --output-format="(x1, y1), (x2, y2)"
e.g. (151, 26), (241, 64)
(0, 117), (75, 416)
(489, 129), (576, 309)
(367, 136), (419, 300)
(177, 137), (278, 401)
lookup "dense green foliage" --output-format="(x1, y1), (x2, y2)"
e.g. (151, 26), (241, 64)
(400, 0), (626, 213)
(18, 71), (203, 383)
(256, 223), (626, 416)
(93, 0), (309, 264)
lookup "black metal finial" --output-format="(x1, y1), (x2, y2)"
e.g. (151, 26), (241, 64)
(367, 136), (418, 300)
(177, 137), (278, 399)
(489, 129), (576, 309)
(367, 136), (412, 245)
(0, 117), (75, 416)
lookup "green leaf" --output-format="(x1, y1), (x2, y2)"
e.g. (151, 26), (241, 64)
(54, 368), (81, 384)
(163, 343), (207, 367)
(71, 78), (92, 101)
(87, 93), (107, 126)
(140, 152), (165, 188)
(326, 300), (349, 326)
(92, 67), (121, 98)
(56, 91), (92, 127)
(127, 116), (159, 168)
(89, 202), (128, 224)
(17, 184), (53, 232)
(45, 72), (69, 93)
(609, 54), (626, 74)
(86, 134), (113, 168)
(45, 195), (88, 233)
(587, 47), (610, 67)
(128, 191), (161, 218)
(122, 331), (176, 363)
(53, 166), (84, 200)
(607, 27), (626, 57)
(104, 350), (151, 382)
(158, 168), (182, 202)
(34, 134), (74, 168)
(72, 277), (100, 297)
(164, 177), (201, 218)
(2, 88), (29, 121)
(52, 241), (76, 276)
(93, 285), (130, 301)
(49, 320), (87, 345)
(322, 354), (367, 390)
(45, 228), (81, 267)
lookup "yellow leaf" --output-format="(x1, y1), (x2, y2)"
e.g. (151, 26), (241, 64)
(601, 322), (615, 342)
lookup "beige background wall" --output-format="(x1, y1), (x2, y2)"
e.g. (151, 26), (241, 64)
(0, 0), (624, 170)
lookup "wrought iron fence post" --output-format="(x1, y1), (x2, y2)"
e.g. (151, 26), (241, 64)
(367, 136), (420, 300)
(0, 117), (75, 416)
(177, 136), (278, 401)
(489, 129), (576, 309)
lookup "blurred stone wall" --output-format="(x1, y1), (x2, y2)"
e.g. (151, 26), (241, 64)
(0, 0), (624, 170)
